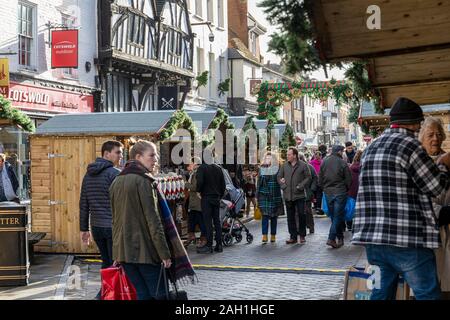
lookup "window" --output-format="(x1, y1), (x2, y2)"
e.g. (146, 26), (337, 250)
(208, 52), (215, 98)
(250, 32), (257, 56)
(251, 67), (256, 79)
(169, 30), (182, 56)
(195, 0), (202, 17)
(217, 0), (224, 28)
(207, 0), (214, 24)
(61, 14), (77, 77)
(128, 14), (145, 46)
(17, 2), (34, 67)
(219, 56), (225, 81)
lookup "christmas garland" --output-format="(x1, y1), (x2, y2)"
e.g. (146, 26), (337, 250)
(157, 109), (199, 141)
(202, 108), (235, 147)
(0, 95), (35, 132)
(218, 78), (230, 97)
(195, 71), (209, 88)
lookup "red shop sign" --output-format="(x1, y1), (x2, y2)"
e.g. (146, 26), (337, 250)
(51, 29), (78, 68)
(7, 82), (93, 114)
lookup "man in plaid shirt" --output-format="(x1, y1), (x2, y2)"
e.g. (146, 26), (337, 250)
(352, 97), (450, 300)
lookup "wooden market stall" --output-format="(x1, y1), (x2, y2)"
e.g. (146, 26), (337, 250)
(29, 110), (202, 254)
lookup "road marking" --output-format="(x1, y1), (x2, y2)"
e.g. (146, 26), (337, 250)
(192, 264), (346, 276)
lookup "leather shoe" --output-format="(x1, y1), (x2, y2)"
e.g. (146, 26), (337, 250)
(286, 239), (297, 244)
(214, 245), (223, 253)
(298, 236), (306, 244)
(326, 239), (338, 248)
(196, 246), (213, 254)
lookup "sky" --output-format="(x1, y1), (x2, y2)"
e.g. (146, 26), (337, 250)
(254, 0), (346, 81)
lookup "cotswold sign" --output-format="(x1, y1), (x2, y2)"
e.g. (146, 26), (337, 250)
(7, 82), (93, 113)
(51, 29), (79, 68)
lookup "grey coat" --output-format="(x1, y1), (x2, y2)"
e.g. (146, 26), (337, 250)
(277, 160), (312, 201)
(318, 154), (352, 196)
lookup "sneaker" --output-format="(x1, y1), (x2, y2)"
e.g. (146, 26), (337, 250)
(196, 246), (213, 254)
(326, 239), (338, 248)
(270, 235), (276, 243)
(298, 236), (306, 244)
(286, 239), (297, 244)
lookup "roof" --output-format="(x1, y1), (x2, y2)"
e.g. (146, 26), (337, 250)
(228, 39), (262, 66)
(35, 111), (177, 135)
(186, 111), (218, 133)
(228, 116), (248, 131)
(254, 119), (268, 131)
(361, 101), (450, 119)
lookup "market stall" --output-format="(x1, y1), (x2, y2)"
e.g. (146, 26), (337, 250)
(29, 110), (200, 254)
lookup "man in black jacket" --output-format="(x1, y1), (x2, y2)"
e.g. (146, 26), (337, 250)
(196, 161), (226, 253)
(80, 141), (123, 273)
(0, 154), (19, 202)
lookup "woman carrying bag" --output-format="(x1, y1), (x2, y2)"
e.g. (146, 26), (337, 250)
(109, 140), (196, 300)
(257, 152), (283, 244)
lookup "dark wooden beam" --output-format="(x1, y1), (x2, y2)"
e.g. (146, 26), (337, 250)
(306, 0), (332, 59)
(375, 77), (450, 89)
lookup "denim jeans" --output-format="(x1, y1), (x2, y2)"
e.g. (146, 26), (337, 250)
(188, 210), (206, 236)
(325, 193), (347, 241)
(365, 244), (441, 300)
(91, 226), (113, 269)
(285, 199), (306, 239)
(261, 215), (278, 235)
(122, 263), (168, 300)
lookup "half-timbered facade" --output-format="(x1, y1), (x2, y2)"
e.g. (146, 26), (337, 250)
(97, 0), (194, 112)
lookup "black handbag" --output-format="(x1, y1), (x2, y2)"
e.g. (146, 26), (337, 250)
(156, 264), (188, 300)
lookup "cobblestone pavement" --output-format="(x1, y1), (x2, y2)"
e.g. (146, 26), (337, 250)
(0, 215), (367, 300)
(66, 215), (367, 300)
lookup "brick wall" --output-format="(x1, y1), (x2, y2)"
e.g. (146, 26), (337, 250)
(228, 0), (248, 47)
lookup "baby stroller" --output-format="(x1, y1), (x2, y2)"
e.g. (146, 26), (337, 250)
(219, 167), (254, 246)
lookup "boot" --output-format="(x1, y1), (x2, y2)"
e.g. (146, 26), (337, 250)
(262, 234), (268, 244)
(270, 235), (276, 243)
(326, 239), (338, 248)
(214, 244), (223, 253)
(337, 238), (344, 248)
(196, 245), (213, 254)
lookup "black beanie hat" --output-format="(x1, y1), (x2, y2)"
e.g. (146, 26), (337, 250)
(389, 97), (424, 124)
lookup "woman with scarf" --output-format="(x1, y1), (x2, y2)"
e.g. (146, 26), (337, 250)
(257, 151), (283, 243)
(109, 140), (196, 300)
(419, 117), (450, 298)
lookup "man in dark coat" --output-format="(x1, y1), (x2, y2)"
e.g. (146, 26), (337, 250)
(79, 141), (123, 275)
(0, 154), (19, 202)
(196, 161), (226, 253)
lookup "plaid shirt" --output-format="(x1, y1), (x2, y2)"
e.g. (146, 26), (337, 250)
(352, 128), (449, 249)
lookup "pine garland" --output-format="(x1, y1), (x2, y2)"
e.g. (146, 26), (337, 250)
(218, 78), (230, 97)
(201, 108), (235, 147)
(157, 109), (199, 141)
(0, 94), (35, 132)
(195, 71), (209, 88)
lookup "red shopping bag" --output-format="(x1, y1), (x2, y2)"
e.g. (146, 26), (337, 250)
(100, 264), (137, 300)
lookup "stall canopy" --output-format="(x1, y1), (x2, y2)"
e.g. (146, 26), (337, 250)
(308, 0), (450, 107)
(35, 111), (177, 136)
(186, 111), (217, 133)
(228, 116), (248, 132)
(254, 119), (268, 131)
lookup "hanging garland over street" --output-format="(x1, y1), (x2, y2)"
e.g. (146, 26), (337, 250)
(0, 95), (35, 132)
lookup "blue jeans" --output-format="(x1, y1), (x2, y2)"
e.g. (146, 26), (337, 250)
(366, 244), (441, 300)
(91, 226), (113, 269)
(262, 215), (278, 235)
(122, 263), (168, 300)
(325, 193), (347, 241)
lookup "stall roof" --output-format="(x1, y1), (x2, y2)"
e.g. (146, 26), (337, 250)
(228, 116), (248, 131)
(273, 123), (287, 136)
(186, 111), (218, 133)
(35, 111), (176, 135)
(254, 119), (268, 131)
(361, 101), (450, 119)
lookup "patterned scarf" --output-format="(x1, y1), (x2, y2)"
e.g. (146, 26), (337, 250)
(120, 160), (197, 286)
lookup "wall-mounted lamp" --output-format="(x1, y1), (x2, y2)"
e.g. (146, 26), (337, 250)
(191, 21), (214, 42)
(85, 61), (92, 73)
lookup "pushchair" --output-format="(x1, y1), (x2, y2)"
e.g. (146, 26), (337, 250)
(219, 167), (254, 246)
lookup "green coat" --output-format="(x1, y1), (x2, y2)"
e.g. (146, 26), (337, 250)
(277, 160), (312, 201)
(185, 169), (202, 212)
(109, 173), (171, 264)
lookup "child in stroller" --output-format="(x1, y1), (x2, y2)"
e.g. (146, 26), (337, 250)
(219, 169), (254, 246)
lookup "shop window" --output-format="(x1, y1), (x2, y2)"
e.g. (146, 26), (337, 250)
(18, 2), (35, 67)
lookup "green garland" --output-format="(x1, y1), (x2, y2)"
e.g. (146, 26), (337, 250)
(157, 109), (198, 141)
(202, 109), (235, 147)
(0, 95), (35, 132)
(218, 78), (230, 97)
(196, 71), (209, 88)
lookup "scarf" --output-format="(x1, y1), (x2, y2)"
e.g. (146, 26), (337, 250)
(120, 160), (196, 286)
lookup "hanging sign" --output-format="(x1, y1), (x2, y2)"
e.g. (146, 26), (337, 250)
(0, 58), (9, 96)
(51, 29), (78, 68)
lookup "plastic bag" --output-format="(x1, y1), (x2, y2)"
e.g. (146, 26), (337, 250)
(101, 264), (137, 300)
(322, 194), (356, 222)
(254, 206), (262, 220)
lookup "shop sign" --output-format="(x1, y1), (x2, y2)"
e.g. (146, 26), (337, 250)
(7, 82), (93, 113)
(0, 58), (9, 96)
(51, 29), (79, 68)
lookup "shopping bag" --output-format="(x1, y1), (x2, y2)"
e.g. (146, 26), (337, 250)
(254, 206), (262, 220)
(344, 197), (356, 222)
(101, 264), (137, 300)
(156, 264), (188, 300)
(343, 266), (410, 300)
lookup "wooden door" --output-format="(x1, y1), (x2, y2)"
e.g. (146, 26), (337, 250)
(51, 138), (98, 253)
